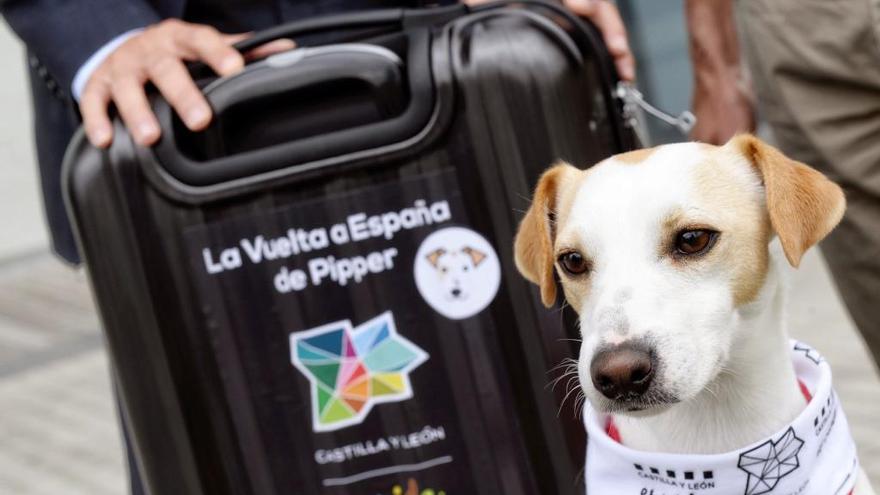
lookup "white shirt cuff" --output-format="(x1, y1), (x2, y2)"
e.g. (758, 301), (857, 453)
(71, 29), (144, 101)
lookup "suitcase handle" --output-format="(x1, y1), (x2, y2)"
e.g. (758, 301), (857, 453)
(202, 44), (404, 128)
(152, 27), (436, 186)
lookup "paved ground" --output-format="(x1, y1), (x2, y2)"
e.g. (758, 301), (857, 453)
(0, 254), (127, 495)
(0, 24), (49, 260)
(1, 17), (878, 495)
(0, 22), (127, 495)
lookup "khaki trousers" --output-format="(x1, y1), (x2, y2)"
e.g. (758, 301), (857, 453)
(737, 0), (880, 366)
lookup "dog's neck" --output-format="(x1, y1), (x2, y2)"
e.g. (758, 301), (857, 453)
(612, 254), (807, 454)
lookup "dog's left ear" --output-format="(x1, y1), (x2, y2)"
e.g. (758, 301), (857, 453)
(515, 162), (580, 307)
(726, 134), (846, 267)
(426, 248), (446, 268)
(462, 247), (487, 266)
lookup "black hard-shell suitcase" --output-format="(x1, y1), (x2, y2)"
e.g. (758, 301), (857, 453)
(64, 2), (636, 494)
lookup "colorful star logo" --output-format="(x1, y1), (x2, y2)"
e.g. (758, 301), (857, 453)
(290, 311), (428, 432)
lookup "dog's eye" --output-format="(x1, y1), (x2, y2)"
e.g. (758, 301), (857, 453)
(558, 252), (590, 276)
(674, 229), (718, 256)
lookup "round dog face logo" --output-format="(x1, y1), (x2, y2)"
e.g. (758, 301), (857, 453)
(413, 227), (501, 320)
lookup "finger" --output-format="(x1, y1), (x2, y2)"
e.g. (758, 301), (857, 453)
(615, 53), (636, 82)
(594, 2), (636, 81)
(564, 0), (599, 17)
(221, 32), (250, 45)
(244, 39), (297, 61)
(222, 33), (297, 61)
(148, 57), (212, 130)
(111, 76), (161, 146)
(80, 78), (114, 148)
(181, 25), (244, 76)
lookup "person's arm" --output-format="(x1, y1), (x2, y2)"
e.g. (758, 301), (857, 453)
(685, 0), (755, 144)
(1, 0), (161, 96)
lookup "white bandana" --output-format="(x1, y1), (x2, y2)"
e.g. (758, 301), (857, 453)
(584, 341), (860, 495)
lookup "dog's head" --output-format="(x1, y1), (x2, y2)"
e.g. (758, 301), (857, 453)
(426, 246), (487, 301)
(515, 135), (844, 415)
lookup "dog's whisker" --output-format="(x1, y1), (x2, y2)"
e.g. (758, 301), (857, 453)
(561, 373), (579, 397)
(547, 366), (579, 391)
(546, 369), (575, 390)
(546, 368), (569, 380)
(557, 375), (582, 417)
(546, 361), (577, 380)
(554, 363), (578, 375)
(700, 380), (720, 401)
(549, 374), (577, 393)
(546, 374), (568, 391)
(554, 299), (572, 314)
(718, 365), (742, 378)
(547, 362), (576, 375)
(546, 358), (578, 373)
(513, 192), (536, 207)
(547, 362), (569, 373)
(574, 391), (587, 420)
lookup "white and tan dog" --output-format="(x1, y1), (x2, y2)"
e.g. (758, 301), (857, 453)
(515, 135), (874, 494)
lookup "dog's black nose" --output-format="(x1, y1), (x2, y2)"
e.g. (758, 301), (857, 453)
(590, 345), (654, 400)
(451, 288), (462, 297)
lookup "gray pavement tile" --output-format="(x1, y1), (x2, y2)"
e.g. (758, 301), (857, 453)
(0, 350), (126, 495)
(0, 26), (48, 260)
(0, 260), (99, 339)
(0, 313), (52, 350)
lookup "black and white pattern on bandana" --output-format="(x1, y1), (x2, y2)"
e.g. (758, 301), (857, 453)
(813, 393), (835, 436)
(794, 342), (823, 365)
(633, 463), (714, 481)
(737, 427), (804, 495)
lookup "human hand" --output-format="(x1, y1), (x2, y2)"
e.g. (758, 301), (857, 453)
(81, 19), (295, 148)
(561, 0), (635, 82)
(684, 0), (754, 144)
(689, 73), (755, 144)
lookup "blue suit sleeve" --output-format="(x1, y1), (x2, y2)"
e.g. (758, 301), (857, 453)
(1, 0), (162, 96)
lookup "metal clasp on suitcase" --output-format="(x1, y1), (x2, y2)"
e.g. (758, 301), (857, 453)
(616, 82), (696, 143)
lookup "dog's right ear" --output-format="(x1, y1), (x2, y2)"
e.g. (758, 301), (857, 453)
(514, 162), (580, 308)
